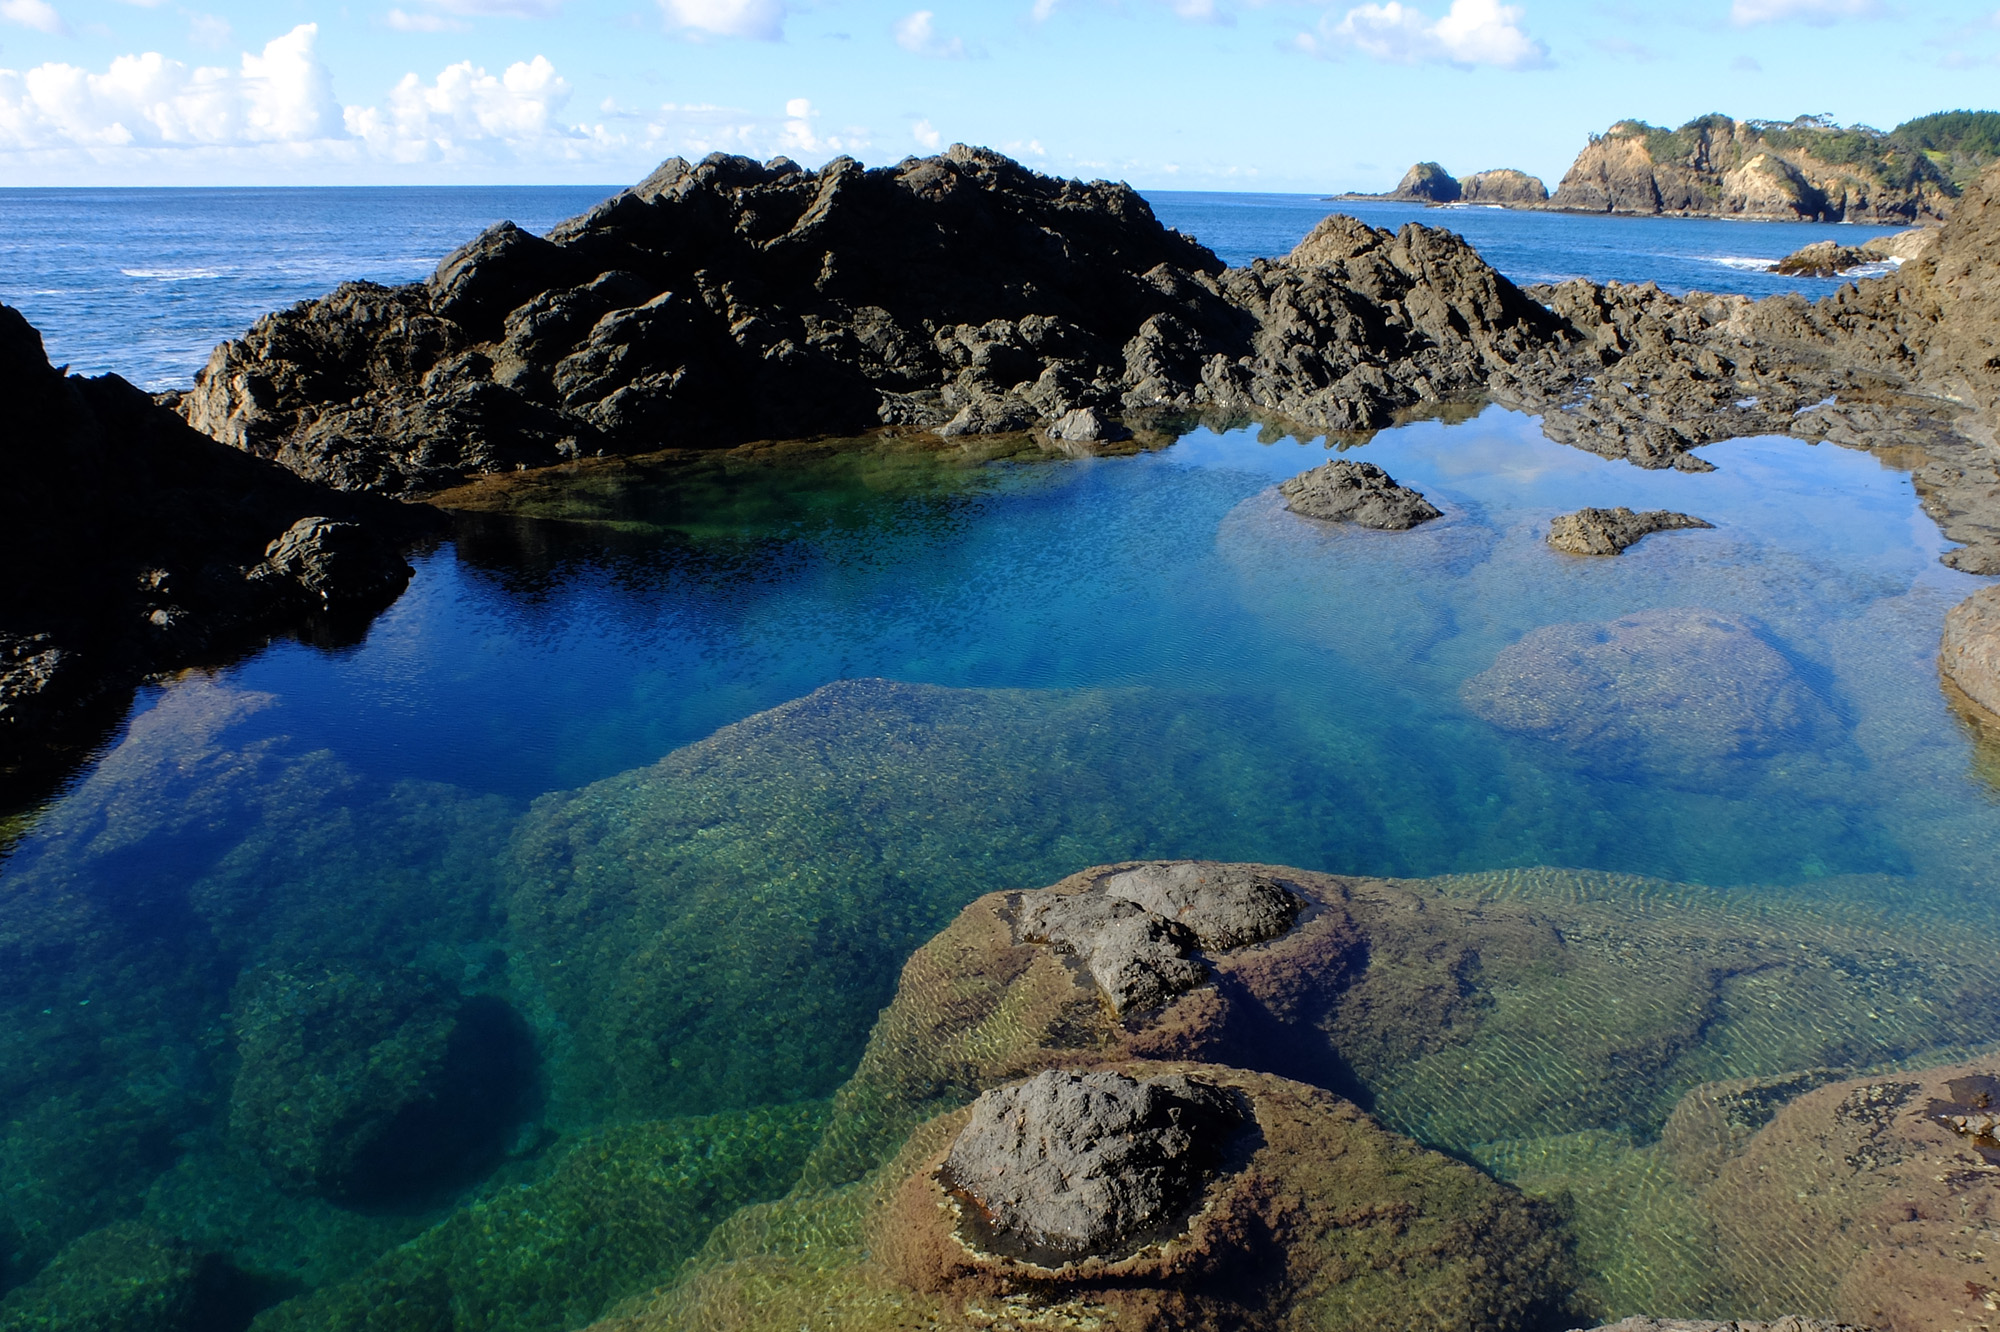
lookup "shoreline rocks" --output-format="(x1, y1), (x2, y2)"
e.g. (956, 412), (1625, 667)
(1279, 459), (1442, 529)
(1546, 506), (1712, 556)
(0, 303), (434, 809)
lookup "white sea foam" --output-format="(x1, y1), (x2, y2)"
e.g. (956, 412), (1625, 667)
(120, 267), (224, 281)
(1709, 256), (1777, 273)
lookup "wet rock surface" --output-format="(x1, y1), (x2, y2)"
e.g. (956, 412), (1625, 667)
(1941, 585), (2000, 718)
(0, 302), (427, 806)
(939, 1068), (1242, 1265)
(1279, 459), (1442, 529)
(1460, 608), (1832, 782)
(1546, 507), (1713, 556)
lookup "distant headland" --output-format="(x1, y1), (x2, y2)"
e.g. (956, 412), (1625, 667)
(1341, 110), (2000, 224)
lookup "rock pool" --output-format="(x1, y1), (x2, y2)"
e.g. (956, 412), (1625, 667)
(3, 407), (1998, 1329)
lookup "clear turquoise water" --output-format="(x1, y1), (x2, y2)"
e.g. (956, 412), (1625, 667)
(0, 191), (1989, 1326)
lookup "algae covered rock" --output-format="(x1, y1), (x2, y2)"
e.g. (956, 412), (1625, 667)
(227, 965), (535, 1203)
(1546, 507), (1712, 556)
(1279, 459), (1442, 529)
(1460, 608), (1833, 782)
(249, 1103), (828, 1332)
(0, 1223), (232, 1332)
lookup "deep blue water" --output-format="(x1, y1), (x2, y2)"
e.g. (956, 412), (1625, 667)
(0, 185), (1990, 1325)
(0, 185), (1901, 390)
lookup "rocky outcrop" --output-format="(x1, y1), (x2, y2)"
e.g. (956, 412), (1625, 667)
(1545, 506), (1711, 555)
(1574, 1322), (1874, 1332)
(177, 146), (1571, 496)
(1462, 168), (1549, 205)
(1547, 115), (1958, 222)
(1941, 585), (2000, 718)
(1279, 459), (1442, 529)
(1389, 161), (1461, 202)
(1460, 608), (1832, 783)
(0, 303), (430, 807)
(0, 1223), (240, 1332)
(1771, 230), (1934, 278)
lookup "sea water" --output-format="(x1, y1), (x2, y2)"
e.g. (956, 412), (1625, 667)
(0, 190), (1983, 1327)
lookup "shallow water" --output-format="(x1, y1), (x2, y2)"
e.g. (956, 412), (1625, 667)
(3, 409), (1999, 1324)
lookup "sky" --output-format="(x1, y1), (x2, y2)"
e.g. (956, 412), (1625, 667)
(0, 0), (1996, 189)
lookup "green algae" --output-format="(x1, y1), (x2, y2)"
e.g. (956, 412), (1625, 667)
(0, 1223), (233, 1332)
(251, 1103), (828, 1332)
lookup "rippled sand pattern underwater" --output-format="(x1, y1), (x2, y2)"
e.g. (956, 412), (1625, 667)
(4, 410), (2000, 1328)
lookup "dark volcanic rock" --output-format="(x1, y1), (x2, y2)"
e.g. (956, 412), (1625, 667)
(940, 1068), (1242, 1264)
(180, 146), (1568, 496)
(1770, 240), (1874, 278)
(1545, 506), (1712, 555)
(0, 303), (428, 805)
(1279, 459), (1442, 529)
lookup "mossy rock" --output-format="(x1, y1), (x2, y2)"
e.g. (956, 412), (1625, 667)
(0, 1223), (231, 1332)
(251, 1102), (828, 1332)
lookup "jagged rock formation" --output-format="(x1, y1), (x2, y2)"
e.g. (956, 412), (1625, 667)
(1545, 506), (1711, 555)
(1279, 459), (1442, 529)
(1771, 229), (1935, 278)
(1462, 169), (1549, 205)
(177, 146), (1571, 497)
(0, 303), (428, 807)
(1546, 115), (1962, 222)
(1941, 585), (2000, 718)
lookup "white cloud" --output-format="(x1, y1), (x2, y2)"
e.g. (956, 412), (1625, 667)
(1029, 0), (1060, 20)
(1729, 0), (1877, 22)
(911, 116), (940, 149)
(893, 9), (970, 56)
(344, 55), (587, 162)
(1301, 0), (1549, 67)
(426, 0), (565, 16)
(0, 25), (342, 148)
(659, 0), (786, 39)
(1, 0), (67, 35)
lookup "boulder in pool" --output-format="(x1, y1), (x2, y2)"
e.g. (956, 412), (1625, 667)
(1280, 460), (1442, 530)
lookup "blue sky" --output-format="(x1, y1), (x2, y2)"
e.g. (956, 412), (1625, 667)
(0, 0), (1996, 188)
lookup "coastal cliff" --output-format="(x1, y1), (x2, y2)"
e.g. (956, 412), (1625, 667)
(1546, 112), (1995, 222)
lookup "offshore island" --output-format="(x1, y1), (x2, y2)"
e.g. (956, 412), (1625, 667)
(4, 119), (2000, 1332)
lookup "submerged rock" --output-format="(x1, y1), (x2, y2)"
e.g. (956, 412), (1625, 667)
(0, 1223), (231, 1332)
(1279, 459), (1442, 529)
(1461, 608), (1831, 780)
(1941, 585), (2000, 719)
(227, 965), (534, 1204)
(940, 1068), (1242, 1264)
(1546, 506), (1713, 555)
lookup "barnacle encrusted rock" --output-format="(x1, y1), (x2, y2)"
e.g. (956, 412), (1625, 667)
(1279, 459), (1442, 530)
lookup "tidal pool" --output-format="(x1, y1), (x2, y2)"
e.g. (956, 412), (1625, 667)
(3, 407), (1997, 1328)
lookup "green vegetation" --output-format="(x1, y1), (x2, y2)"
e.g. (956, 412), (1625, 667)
(1889, 110), (2000, 188)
